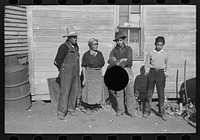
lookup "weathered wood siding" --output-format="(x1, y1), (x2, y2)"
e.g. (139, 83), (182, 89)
(28, 5), (196, 100)
(4, 6), (28, 56)
(27, 6), (115, 100)
(132, 5), (196, 98)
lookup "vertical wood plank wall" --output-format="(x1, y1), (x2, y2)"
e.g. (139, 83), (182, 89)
(133, 5), (196, 98)
(28, 6), (114, 100)
(5, 6), (28, 56)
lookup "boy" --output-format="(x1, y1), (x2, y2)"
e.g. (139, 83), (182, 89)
(144, 36), (169, 121)
(108, 31), (136, 118)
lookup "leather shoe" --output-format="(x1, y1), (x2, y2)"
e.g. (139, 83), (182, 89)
(129, 113), (136, 118)
(161, 114), (167, 121)
(143, 113), (149, 118)
(116, 112), (124, 116)
(57, 113), (65, 120)
(68, 111), (78, 116)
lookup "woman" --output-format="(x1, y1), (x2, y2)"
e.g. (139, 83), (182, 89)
(81, 38), (105, 114)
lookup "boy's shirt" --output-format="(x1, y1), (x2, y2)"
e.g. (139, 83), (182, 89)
(145, 49), (169, 74)
(108, 44), (133, 68)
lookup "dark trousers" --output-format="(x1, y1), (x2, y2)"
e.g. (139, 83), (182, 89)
(57, 74), (79, 115)
(145, 68), (166, 115)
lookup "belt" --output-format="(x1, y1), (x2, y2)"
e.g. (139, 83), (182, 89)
(123, 65), (132, 68)
(89, 67), (101, 70)
(151, 68), (164, 71)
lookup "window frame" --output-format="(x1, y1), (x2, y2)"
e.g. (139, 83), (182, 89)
(117, 5), (144, 61)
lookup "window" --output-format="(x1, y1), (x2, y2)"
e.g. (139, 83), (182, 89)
(118, 5), (144, 61)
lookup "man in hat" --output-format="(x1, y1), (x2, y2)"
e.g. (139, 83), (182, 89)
(54, 26), (81, 120)
(108, 31), (136, 118)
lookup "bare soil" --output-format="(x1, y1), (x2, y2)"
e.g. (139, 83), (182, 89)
(5, 101), (196, 134)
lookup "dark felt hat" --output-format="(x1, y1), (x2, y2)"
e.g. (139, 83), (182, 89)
(113, 31), (126, 41)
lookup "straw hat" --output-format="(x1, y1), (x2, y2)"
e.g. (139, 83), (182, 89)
(63, 26), (78, 38)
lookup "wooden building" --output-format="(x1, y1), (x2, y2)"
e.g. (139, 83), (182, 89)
(24, 5), (195, 100)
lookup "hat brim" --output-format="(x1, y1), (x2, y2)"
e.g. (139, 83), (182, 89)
(113, 36), (126, 41)
(63, 33), (78, 38)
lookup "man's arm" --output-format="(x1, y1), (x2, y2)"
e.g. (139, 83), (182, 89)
(120, 47), (133, 67)
(54, 44), (68, 70)
(108, 49), (121, 66)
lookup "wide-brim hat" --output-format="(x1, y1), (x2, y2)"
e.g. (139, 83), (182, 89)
(63, 26), (78, 38)
(113, 31), (126, 41)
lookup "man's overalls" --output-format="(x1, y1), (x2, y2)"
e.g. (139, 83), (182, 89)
(57, 41), (80, 116)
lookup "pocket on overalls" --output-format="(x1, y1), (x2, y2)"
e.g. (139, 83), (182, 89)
(69, 51), (76, 61)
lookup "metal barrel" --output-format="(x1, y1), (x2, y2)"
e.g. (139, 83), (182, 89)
(5, 64), (31, 112)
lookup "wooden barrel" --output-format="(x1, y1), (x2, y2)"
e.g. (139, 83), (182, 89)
(5, 64), (31, 112)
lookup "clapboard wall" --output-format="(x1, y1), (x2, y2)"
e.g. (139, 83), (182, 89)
(27, 6), (115, 100)
(5, 6), (28, 56)
(132, 5), (196, 98)
(28, 5), (196, 100)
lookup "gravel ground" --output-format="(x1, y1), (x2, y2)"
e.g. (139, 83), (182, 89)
(5, 101), (196, 134)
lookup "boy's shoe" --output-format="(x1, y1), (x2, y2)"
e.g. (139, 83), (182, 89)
(57, 112), (65, 120)
(143, 113), (149, 118)
(161, 114), (167, 121)
(116, 112), (124, 116)
(129, 113), (136, 118)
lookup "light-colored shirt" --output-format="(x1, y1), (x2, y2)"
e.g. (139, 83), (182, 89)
(145, 49), (169, 73)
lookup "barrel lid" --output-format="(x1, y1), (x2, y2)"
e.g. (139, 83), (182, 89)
(5, 64), (26, 73)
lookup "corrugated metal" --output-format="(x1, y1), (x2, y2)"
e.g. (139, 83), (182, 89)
(4, 6), (28, 56)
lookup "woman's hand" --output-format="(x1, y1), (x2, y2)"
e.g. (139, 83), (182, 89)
(164, 72), (169, 77)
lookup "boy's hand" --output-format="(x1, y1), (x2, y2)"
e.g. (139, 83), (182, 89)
(116, 59), (124, 65)
(111, 57), (117, 61)
(121, 58), (127, 61)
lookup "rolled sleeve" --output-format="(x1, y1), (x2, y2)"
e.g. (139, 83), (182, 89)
(120, 47), (133, 67)
(108, 49), (120, 65)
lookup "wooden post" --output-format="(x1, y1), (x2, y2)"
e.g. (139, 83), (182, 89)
(184, 60), (188, 104)
(176, 69), (179, 99)
(27, 6), (35, 96)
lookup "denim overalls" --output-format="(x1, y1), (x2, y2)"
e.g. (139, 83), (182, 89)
(57, 41), (80, 115)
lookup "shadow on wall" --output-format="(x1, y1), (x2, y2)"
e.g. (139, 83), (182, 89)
(179, 77), (196, 105)
(134, 65), (148, 111)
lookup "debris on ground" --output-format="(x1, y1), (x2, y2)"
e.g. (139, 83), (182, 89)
(163, 96), (196, 127)
(32, 100), (46, 106)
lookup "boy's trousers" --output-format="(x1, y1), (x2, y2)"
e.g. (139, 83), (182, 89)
(145, 68), (166, 115)
(115, 67), (136, 115)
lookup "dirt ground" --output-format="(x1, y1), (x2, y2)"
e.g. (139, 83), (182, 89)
(5, 101), (196, 134)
